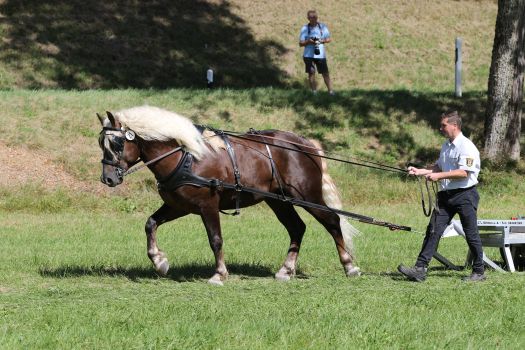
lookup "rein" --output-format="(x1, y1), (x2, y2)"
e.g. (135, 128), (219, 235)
(102, 125), (429, 226)
(217, 129), (409, 175)
(122, 147), (183, 176)
(416, 176), (439, 217)
(222, 130), (440, 219)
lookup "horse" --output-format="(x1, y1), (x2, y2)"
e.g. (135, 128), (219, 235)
(97, 105), (360, 285)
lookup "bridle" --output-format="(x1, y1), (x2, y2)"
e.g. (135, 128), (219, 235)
(100, 126), (128, 179)
(99, 126), (183, 178)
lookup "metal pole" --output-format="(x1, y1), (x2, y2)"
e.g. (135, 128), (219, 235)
(455, 37), (462, 97)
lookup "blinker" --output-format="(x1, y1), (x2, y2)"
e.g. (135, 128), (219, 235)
(125, 130), (136, 141)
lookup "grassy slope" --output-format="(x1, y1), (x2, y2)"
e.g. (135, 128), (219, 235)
(0, 0), (496, 90)
(237, 0), (497, 91)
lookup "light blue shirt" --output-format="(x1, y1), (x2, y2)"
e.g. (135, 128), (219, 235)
(437, 133), (480, 191)
(299, 23), (330, 59)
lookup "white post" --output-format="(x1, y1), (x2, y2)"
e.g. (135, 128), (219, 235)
(455, 37), (462, 97)
(207, 68), (214, 88)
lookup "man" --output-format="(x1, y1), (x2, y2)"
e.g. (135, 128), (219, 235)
(299, 10), (334, 95)
(399, 111), (486, 282)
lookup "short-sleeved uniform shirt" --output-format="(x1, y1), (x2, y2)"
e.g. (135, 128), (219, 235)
(299, 23), (330, 59)
(436, 132), (480, 191)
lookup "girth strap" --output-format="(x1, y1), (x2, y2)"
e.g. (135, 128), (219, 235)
(265, 142), (287, 200)
(220, 134), (242, 216)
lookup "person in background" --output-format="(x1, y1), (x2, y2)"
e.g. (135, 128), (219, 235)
(299, 9), (334, 95)
(398, 110), (486, 282)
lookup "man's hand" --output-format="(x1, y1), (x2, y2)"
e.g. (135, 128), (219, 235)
(407, 166), (433, 177)
(407, 166), (419, 175)
(424, 172), (442, 182)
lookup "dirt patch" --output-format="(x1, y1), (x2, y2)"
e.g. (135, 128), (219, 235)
(0, 141), (98, 192)
(0, 286), (13, 293)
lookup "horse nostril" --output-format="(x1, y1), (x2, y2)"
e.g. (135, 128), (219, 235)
(105, 177), (114, 186)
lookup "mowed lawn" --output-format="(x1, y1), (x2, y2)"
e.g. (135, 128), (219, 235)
(1, 200), (524, 349)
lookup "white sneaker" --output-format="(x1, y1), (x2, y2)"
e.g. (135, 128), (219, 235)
(329, 90), (336, 96)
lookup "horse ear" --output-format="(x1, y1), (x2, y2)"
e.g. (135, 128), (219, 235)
(96, 113), (105, 125)
(97, 112), (112, 127)
(106, 111), (116, 126)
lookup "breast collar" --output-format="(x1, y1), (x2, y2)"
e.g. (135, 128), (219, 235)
(156, 151), (211, 191)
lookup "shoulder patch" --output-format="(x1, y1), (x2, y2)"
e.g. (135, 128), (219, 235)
(466, 157), (474, 167)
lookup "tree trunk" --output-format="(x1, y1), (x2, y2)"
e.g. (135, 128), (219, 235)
(484, 0), (525, 161)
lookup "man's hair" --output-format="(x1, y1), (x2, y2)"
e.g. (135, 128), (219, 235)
(441, 110), (462, 129)
(307, 10), (317, 17)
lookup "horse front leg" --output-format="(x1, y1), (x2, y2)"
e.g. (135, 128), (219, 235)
(200, 207), (228, 285)
(145, 204), (186, 276)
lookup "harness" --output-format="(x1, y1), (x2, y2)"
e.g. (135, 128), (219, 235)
(156, 132), (273, 216)
(101, 125), (412, 231)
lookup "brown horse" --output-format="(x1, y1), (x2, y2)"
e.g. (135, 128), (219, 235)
(97, 106), (360, 285)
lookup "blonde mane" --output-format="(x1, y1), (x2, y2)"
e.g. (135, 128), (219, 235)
(114, 106), (212, 159)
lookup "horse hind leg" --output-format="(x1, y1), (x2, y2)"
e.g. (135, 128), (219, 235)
(265, 199), (306, 281)
(145, 204), (187, 276)
(306, 207), (360, 277)
(309, 140), (360, 276)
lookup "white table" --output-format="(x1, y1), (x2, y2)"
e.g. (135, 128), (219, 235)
(434, 219), (525, 272)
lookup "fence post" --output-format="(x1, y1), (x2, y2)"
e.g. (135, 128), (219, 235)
(455, 37), (462, 97)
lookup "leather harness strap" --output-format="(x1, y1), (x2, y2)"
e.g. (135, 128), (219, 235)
(220, 134), (242, 216)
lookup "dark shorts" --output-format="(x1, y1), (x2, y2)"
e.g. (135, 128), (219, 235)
(303, 57), (329, 74)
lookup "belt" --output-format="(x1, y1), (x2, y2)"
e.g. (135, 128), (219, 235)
(439, 185), (476, 195)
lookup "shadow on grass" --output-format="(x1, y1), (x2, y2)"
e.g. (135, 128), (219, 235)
(0, 0), (289, 89)
(218, 88), (496, 165)
(39, 262), (276, 282)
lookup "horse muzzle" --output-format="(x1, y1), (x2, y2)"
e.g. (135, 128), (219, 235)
(100, 174), (123, 187)
(100, 165), (124, 187)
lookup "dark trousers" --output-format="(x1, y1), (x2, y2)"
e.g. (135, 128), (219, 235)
(416, 186), (484, 274)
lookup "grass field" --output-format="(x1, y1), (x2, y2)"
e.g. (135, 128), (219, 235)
(1, 0), (525, 349)
(1, 204), (525, 349)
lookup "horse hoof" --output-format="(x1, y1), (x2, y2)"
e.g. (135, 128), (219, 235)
(275, 272), (292, 282)
(346, 266), (361, 277)
(208, 276), (224, 286)
(155, 259), (170, 276)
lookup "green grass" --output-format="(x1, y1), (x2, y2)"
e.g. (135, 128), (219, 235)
(1, 204), (525, 349)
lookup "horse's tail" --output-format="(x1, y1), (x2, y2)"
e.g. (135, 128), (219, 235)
(309, 139), (359, 257)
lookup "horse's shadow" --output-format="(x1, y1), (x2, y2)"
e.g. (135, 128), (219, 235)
(39, 262), (275, 282)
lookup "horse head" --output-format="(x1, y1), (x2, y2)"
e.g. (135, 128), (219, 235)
(97, 111), (140, 187)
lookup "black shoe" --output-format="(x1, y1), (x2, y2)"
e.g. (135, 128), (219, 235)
(462, 273), (486, 282)
(397, 264), (427, 282)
